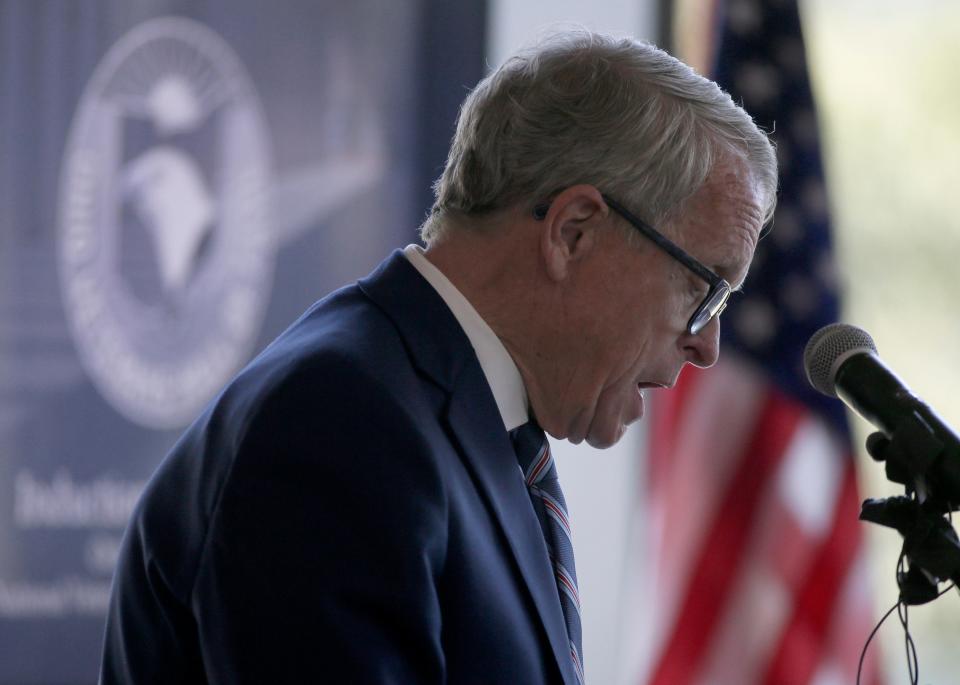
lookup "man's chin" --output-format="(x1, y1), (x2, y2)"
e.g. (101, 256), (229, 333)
(584, 414), (631, 449)
(554, 422), (627, 448)
(583, 389), (643, 448)
(587, 423), (627, 450)
(548, 394), (641, 448)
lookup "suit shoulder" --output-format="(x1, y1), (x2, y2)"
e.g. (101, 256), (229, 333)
(120, 286), (441, 604)
(230, 285), (432, 428)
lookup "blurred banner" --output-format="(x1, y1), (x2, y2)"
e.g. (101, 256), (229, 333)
(0, 2), (484, 682)
(623, 1), (882, 683)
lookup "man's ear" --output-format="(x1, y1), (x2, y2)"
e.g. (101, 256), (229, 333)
(539, 185), (608, 282)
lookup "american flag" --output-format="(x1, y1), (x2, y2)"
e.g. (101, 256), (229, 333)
(630, 1), (882, 683)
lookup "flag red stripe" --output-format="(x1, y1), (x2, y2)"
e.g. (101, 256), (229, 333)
(648, 367), (707, 491)
(646, 389), (805, 685)
(759, 458), (863, 685)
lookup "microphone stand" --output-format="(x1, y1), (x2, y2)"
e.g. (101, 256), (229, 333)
(859, 412), (960, 605)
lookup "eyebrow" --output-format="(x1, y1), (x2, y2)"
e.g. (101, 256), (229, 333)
(714, 246), (751, 292)
(729, 266), (753, 293)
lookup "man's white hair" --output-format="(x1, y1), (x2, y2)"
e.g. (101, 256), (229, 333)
(420, 29), (777, 244)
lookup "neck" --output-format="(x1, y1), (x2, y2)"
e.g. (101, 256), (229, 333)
(423, 212), (567, 433)
(424, 211), (533, 336)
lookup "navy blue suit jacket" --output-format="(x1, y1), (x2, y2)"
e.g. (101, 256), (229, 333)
(101, 251), (578, 684)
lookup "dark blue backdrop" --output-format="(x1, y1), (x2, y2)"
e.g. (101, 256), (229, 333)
(0, 2), (485, 682)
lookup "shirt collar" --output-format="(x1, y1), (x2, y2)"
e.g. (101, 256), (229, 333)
(403, 244), (529, 431)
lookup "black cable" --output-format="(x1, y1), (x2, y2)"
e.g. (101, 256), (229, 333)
(856, 598), (899, 685)
(855, 556), (955, 684)
(857, 502), (959, 683)
(897, 600), (918, 685)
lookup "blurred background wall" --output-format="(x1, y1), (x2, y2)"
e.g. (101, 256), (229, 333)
(2, 1), (959, 683)
(0, 2), (486, 681)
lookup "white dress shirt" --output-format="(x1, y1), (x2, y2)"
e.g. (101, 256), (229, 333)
(403, 244), (529, 431)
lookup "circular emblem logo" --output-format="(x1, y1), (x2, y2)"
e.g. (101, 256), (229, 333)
(58, 17), (274, 429)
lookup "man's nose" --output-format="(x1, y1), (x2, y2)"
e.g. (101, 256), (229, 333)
(681, 317), (721, 368)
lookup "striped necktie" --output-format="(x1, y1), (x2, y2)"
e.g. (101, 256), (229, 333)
(509, 421), (585, 685)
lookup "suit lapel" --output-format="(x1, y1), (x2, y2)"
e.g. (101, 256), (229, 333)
(359, 251), (577, 685)
(446, 363), (578, 685)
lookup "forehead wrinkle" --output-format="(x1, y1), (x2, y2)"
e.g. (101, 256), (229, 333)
(715, 226), (748, 262)
(716, 223), (759, 287)
(664, 157), (764, 289)
(710, 182), (765, 285)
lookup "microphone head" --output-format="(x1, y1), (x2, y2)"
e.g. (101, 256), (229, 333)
(804, 323), (878, 397)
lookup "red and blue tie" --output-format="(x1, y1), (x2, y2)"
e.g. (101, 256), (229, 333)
(510, 421), (585, 685)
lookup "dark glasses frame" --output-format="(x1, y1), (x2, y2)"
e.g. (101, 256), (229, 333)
(533, 195), (732, 335)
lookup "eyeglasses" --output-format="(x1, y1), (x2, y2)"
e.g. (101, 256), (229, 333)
(533, 195), (732, 335)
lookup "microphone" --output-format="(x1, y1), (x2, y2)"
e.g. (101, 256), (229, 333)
(803, 322), (960, 506)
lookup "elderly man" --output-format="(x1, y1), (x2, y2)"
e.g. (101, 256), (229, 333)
(101, 31), (776, 685)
